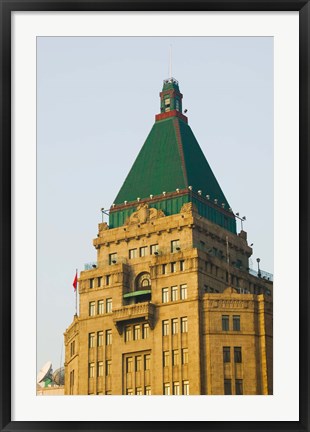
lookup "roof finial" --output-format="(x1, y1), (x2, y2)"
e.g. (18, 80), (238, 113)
(169, 45), (172, 78)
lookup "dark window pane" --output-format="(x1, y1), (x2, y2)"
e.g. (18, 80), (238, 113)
(234, 347), (242, 363)
(236, 379), (243, 395)
(223, 347), (231, 363)
(224, 379), (232, 395)
(222, 315), (229, 331)
(233, 315), (240, 331)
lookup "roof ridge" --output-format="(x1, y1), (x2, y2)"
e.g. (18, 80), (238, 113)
(173, 118), (188, 187)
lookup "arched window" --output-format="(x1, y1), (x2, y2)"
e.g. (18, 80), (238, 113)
(135, 272), (151, 291)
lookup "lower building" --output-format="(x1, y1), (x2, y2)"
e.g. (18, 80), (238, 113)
(64, 204), (272, 395)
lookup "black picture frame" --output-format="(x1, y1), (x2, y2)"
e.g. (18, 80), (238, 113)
(1, 1), (309, 431)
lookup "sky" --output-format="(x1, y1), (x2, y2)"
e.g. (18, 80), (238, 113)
(37, 36), (273, 374)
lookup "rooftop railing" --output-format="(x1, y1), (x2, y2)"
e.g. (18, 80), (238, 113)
(248, 268), (273, 282)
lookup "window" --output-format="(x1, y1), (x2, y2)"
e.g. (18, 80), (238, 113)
(106, 360), (111, 376)
(141, 276), (150, 288)
(125, 326), (132, 342)
(143, 323), (149, 339)
(97, 277), (102, 287)
(171, 285), (178, 301)
(126, 357), (133, 373)
(105, 391), (112, 395)
(162, 287), (169, 303)
(223, 347), (231, 363)
(97, 361), (104, 377)
(89, 278), (94, 289)
(233, 315), (241, 331)
(97, 299), (104, 315)
(181, 317), (188, 333)
(89, 363), (95, 378)
(182, 348), (188, 365)
(171, 239), (180, 253)
(69, 370), (74, 394)
(180, 260), (185, 271)
(172, 318), (178, 335)
(176, 99), (180, 111)
(89, 301), (95, 316)
(88, 333), (95, 348)
(144, 354), (151, 370)
(136, 388), (142, 395)
(129, 248), (138, 259)
(235, 379), (243, 395)
(164, 383), (171, 395)
(234, 347), (242, 363)
(224, 379), (232, 395)
(172, 350), (179, 366)
(135, 356), (142, 372)
(140, 246), (147, 257)
(180, 284), (187, 300)
(145, 386), (151, 395)
(222, 315), (229, 331)
(164, 97), (170, 106)
(106, 275), (111, 285)
(133, 325), (140, 340)
(173, 382), (180, 395)
(162, 264), (167, 275)
(183, 380), (189, 395)
(150, 244), (158, 255)
(171, 262), (176, 273)
(126, 389), (133, 395)
(70, 340), (75, 357)
(162, 320), (169, 336)
(163, 351), (169, 367)
(97, 331), (103, 347)
(106, 298), (112, 313)
(109, 253), (117, 265)
(106, 329), (112, 345)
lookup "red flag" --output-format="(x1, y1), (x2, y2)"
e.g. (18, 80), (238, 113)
(72, 271), (78, 291)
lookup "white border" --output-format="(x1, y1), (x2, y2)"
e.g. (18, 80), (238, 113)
(12, 11), (299, 421)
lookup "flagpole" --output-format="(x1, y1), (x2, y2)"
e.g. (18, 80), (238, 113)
(75, 268), (78, 316)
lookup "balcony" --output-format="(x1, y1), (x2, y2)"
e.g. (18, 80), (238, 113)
(113, 301), (155, 334)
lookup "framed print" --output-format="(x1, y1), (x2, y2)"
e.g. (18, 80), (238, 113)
(1, 1), (309, 431)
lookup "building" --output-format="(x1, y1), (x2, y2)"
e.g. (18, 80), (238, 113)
(64, 77), (273, 396)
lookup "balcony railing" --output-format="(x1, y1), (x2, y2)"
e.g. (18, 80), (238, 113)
(112, 301), (155, 334)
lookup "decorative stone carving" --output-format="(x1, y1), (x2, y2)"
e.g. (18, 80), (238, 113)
(124, 204), (165, 225)
(180, 202), (198, 214)
(98, 222), (109, 231)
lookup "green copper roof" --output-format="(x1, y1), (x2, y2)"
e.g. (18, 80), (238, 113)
(114, 116), (230, 208)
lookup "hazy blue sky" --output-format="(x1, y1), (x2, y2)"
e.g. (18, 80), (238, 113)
(37, 36), (273, 373)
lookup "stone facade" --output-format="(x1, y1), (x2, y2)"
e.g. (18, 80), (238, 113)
(64, 204), (273, 395)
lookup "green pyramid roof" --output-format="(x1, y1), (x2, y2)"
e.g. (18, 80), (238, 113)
(114, 116), (230, 208)
(110, 79), (235, 233)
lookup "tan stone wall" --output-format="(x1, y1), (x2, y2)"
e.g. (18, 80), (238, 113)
(64, 207), (273, 395)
